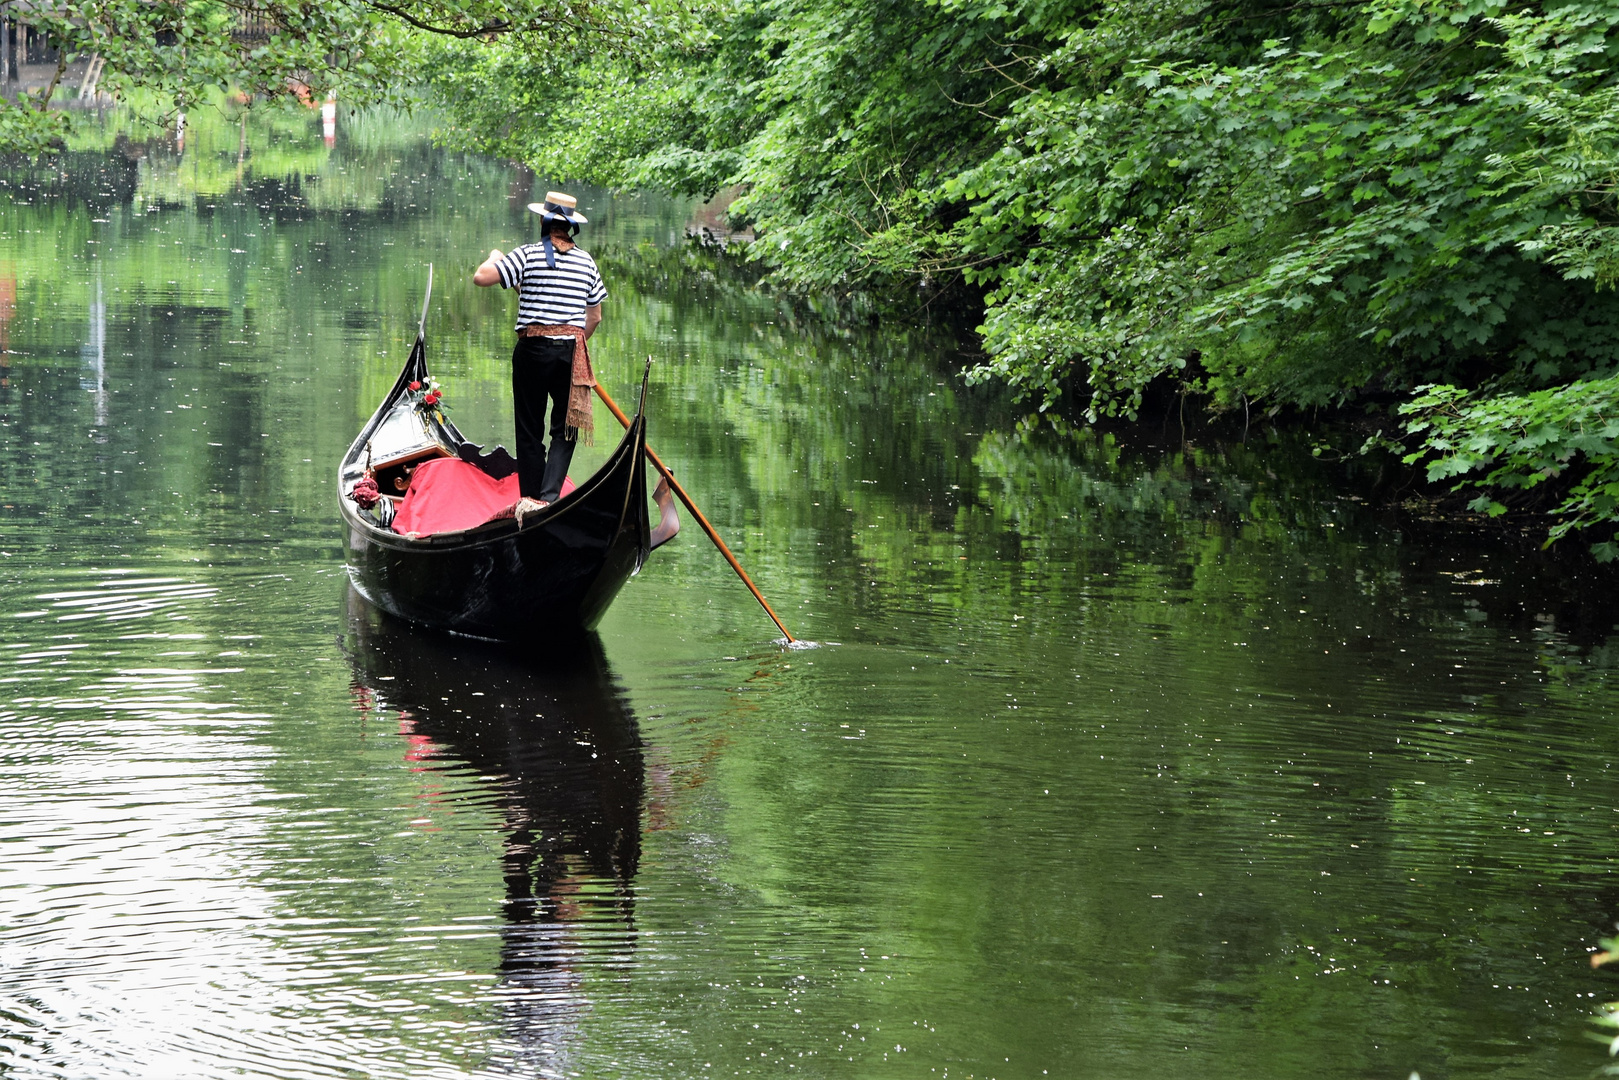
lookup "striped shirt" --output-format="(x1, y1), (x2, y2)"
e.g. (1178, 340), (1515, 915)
(495, 243), (608, 332)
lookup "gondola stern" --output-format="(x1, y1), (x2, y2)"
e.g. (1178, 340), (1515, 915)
(629, 360), (653, 574)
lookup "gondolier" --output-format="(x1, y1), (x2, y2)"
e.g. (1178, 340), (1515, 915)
(473, 191), (607, 515)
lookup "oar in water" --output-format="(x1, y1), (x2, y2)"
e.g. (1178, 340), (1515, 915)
(592, 380), (796, 644)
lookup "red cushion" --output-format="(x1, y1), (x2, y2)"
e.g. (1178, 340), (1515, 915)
(391, 457), (575, 536)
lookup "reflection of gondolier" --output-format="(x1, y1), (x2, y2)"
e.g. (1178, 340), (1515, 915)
(473, 191), (606, 517)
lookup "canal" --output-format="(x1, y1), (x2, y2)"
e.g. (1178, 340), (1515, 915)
(1, 108), (1617, 1079)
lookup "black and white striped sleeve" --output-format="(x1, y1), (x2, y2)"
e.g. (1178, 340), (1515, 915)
(495, 247), (528, 290)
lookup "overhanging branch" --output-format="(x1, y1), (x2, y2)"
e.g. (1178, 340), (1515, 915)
(365, 2), (516, 38)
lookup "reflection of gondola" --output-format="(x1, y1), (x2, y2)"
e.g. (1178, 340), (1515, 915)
(338, 288), (652, 640)
(345, 596), (642, 1070)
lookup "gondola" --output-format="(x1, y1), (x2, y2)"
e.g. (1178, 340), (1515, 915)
(338, 272), (652, 640)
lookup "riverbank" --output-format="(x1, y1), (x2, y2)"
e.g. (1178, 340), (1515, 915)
(670, 224), (1619, 597)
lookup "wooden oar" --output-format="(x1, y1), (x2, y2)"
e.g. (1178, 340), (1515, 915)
(593, 381), (797, 644)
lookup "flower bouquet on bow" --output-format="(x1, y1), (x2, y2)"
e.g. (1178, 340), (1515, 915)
(404, 376), (449, 419)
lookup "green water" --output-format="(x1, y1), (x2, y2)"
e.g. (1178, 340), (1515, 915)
(2, 108), (1618, 1080)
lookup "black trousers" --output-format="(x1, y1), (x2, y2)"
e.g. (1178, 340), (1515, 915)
(511, 335), (576, 502)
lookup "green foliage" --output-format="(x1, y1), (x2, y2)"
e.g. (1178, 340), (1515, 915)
(0, 1), (642, 156)
(416, 32), (722, 191)
(1399, 378), (1619, 559)
(421, 0), (1025, 290)
(947, 0), (1619, 418)
(0, 93), (72, 156)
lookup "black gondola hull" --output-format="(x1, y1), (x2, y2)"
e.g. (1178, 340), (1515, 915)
(339, 333), (652, 640)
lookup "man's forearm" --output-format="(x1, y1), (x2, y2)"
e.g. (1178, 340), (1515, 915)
(472, 249), (503, 287)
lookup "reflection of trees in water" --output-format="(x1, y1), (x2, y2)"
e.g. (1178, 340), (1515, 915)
(345, 595), (642, 1076)
(0, 147), (139, 211)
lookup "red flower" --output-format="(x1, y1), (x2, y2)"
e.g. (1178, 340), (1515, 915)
(408, 381), (422, 391)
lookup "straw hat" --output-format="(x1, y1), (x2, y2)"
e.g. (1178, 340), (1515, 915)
(527, 190), (588, 225)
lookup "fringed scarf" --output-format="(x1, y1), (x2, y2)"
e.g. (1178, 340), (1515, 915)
(532, 324), (595, 443)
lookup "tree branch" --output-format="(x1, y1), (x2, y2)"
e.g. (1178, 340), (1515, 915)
(35, 49), (67, 111)
(364, 3), (516, 38)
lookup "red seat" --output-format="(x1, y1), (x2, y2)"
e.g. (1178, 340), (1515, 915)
(391, 457), (574, 536)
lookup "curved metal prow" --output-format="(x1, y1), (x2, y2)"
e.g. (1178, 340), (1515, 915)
(417, 263), (434, 340)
